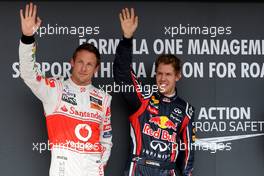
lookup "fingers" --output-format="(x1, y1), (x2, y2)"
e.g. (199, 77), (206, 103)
(135, 16), (138, 26)
(24, 2), (37, 18)
(122, 9), (127, 20)
(29, 2), (33, 17)
(32, 4), (37, 18)
(119, 13), (123, 22)
(131, 8), (135, 19)
(125, 8), (130, 19)
(25, 4), (29, 18)
(20, 9), (24, 21)
(33, 17), (42, 34)
(121, 8), (135, 20)
(36, 17), (42, 28)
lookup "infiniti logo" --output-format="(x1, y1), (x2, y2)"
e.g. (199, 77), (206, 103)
(150, 140), (168, 152)
(173, 108), (182, 115)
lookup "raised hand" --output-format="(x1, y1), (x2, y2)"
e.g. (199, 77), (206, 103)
(119, 8), (138, 38)
(20, 2), (42, 36)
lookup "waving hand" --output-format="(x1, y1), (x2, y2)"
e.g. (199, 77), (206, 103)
(119, 8), (138, 38)
(20, 2), (42, 36)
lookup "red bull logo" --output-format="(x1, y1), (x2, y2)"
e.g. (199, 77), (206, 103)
(143, 123), (176, 143)
(149, 116), (177, 131)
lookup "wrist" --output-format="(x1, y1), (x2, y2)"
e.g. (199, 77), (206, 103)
(21, 34), (35, 44)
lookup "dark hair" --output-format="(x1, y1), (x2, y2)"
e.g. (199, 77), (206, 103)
(155, 54), (181, 73)
(72, 43), (101, 66)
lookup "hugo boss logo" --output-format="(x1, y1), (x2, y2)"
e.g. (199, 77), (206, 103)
(62, 93), (77, 105)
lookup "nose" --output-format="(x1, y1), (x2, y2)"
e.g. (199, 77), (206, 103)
(81, 64), (87, 72)
(160, 74), (166, 81)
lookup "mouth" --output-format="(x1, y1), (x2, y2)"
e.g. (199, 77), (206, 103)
(159, 83), (168, 92)
(159, 83), (168, 87)
(79, 73), (89, 76)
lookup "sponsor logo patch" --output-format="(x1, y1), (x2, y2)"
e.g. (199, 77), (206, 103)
(62, 93), (77, 105)
(147, 105), (159, 115)
(45, 78), (56, 88)
(103, 124), (112, 132)
(105, 107), (111, 117)
(151, 96), (159, 104)
(149, 116), (177, 131)
(103, 131), (112, 138)
(89, 89), (103, 99)
(90, 103), (103, 111)
(90, 96), (103, 111)
(143, 123), (176, 143)
(90, 96), (102, 105)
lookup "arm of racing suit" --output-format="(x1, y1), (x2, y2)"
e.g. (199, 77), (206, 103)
(19, 35), (58, 106)
(177, 104), (195, 176)
(113, 37), (147, 115)
(100, 94), (113, 166)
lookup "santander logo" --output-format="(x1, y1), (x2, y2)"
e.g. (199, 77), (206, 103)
(60, 105), (102, 121)
(61, 105), (68, 112)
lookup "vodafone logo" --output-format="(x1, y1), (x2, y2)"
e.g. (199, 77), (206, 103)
(75, 124), (92, 142)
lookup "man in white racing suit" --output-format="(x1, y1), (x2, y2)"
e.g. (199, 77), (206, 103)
(19, 3), (112, 176)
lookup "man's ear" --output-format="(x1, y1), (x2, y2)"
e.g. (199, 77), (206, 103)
(94, 65), (99, 75)
(70, 58), (74, 67)
(175, 71), (182, 82)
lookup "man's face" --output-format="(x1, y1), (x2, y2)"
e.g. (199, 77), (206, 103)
(155, 63), (181, 96)
(70, 50), (98, 86)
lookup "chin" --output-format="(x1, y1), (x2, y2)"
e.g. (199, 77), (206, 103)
(162, 90), (169, 95)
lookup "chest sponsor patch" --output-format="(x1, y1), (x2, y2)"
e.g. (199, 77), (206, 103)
(89, 89), (103, 99)
(90, 96), (102, 106)
(62, 93), (77, 105)
(162, 97), (171, 103)
(170, 108), (183, 122)
(63, 86), (76, 97)
(90, 96), (103, 111)
(151, 96), (159, 104)
(149, 116), (177, 131)
(90, 102), (103, 111)
(147, 105), (159, 115)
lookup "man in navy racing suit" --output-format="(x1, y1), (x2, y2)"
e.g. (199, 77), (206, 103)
(113, 8), (195, 176)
